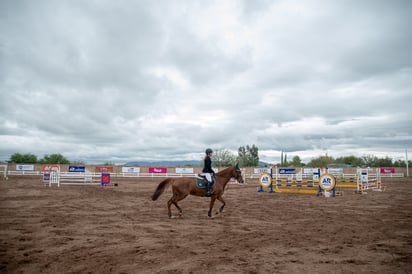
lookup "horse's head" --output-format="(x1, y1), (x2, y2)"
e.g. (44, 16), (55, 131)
(233, 163), (244, 184)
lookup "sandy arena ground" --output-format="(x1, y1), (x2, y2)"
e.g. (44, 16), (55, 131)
(0, 175), (411, 273)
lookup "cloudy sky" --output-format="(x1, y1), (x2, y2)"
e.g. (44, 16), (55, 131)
(1, 0), (411, 164)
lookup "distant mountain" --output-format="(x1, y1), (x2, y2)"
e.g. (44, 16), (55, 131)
(258, 161), (272, 167)
(124, 160), (272, 167)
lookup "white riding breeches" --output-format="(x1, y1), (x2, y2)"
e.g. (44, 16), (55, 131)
(204, 173), (213, 182)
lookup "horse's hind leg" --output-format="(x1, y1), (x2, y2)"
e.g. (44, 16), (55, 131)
(168, 193), (187, 218)
(167, 197), (174, 218)
(173, 193), (188, 217)
(215, 196), (226, 215)
(208, 196), (217, 217)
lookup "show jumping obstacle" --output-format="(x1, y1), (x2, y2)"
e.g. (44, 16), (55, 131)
(356, 168), (383, 194)
(258, 167), (383, 196)
(258, 167), (337, 197)
(43, 165), (111, 187)
(0, 164), (8, 180)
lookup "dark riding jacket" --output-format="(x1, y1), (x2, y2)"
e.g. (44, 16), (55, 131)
(202, 156), (214, 174)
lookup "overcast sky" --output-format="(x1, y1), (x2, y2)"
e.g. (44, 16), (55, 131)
(1, 0), (411, 164)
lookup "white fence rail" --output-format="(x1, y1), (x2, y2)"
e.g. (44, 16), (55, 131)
(6, 171), (200, 178)
(5, 170), (405, 179)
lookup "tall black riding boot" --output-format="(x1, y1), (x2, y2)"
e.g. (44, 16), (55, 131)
(206, 181), (212, 196)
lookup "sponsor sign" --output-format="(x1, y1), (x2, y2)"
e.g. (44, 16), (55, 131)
(361, 172), (368, 184)
(279, 168), (295, 174)
(122, 167), (140, 173)
(41, 164), (60, 172)
(68, 165), (85, 172)
(328, 168), (343, 175)
(16, 165), (34, 171)
(95, 166), (113, 173)
(380, 167), (395, 174)
(149, 167), (167, 173)
(259, 173), (272, 187)
(101, 173), (110, 186)
(175, 168), (194, 174)
(254, 168), (271, 174)
(319, 173), (336, 191)
(42, 173), (50, 183)
(303, 168), (321, 174)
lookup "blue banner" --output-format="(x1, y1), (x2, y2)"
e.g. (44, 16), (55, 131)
(279, 168), (295, 174)
(68, 166), (86, 172)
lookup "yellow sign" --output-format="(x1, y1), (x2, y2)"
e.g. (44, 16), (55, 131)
(259, 173), (272, 187)
(319, 173), (336, 191)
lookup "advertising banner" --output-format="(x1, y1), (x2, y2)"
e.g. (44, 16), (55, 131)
(149, 167), (167, 173)
(101, 173), (111, 186)
(122, 167), (140, 173)
(68, 166), (85, 172)
(175, 168), (194, 174)
(303, 168), (316, 174)
(327, 168), (343, 175)
(41, 164), (60, 172)
(380, 167), (395, 174)
(95, 166), (114, 173)
(16, 165), (35, 171)
(279, 168), (295, 174)
(254, 168), (271, 174)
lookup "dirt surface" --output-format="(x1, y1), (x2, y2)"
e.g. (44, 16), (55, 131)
(0, 176), (411, 274)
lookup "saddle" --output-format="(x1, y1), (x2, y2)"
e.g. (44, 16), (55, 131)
(196, 174), (215, 189)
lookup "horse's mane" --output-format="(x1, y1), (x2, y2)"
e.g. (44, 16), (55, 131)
(216, 166), (234, 176)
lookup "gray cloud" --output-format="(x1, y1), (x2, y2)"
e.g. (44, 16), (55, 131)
(1, 0), (411, 164)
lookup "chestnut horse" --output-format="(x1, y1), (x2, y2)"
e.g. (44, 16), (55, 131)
(151, 164), (243, 218)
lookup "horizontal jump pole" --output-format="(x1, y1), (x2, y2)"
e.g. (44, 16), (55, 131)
(275, 184), (317, 188)
(59, 177), (100, 181)
(275, 188), (319, 194)
(59, 182), (101, 185)
(336, 183), (358, 188)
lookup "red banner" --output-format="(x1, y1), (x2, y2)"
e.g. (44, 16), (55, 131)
(95, 166), (114, 173)
(41, 164), (60, 172)
(149, 167), (167, 173)
(380, 167), (395, 174)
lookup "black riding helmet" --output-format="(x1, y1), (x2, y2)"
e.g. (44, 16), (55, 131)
(205, 148), (213, 155)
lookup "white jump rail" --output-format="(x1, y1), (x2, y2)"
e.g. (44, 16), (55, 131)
(58, 172), (101, 185)
(0, 164), (8, 180)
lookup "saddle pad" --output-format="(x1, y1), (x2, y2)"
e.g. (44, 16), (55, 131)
(196, 177), (215, 189)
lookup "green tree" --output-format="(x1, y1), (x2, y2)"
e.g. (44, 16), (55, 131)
(8, 153), (38, 163)
(248, 144), (259, 166)
(307, 155), (335, 167)
(290, 155), (304, 167)
(335, 156), (364, 167)
(376, 156), (393, 167)
(362, 155), (379, 167)
(212, 149), (237, 167)
(237, 145), (259, 166)
(39, 154), (70, 164)
(280, 151), (284, 166)
(238, 146), (248, 166)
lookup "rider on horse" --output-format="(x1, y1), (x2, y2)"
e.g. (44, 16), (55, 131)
(202, 148), (215, 196)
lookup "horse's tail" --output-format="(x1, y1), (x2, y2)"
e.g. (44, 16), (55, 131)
(151, 178), (173, 201)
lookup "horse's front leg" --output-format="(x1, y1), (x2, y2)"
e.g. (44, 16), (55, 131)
(215, 196), (226, 215)
(208, 196), (217, 217)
